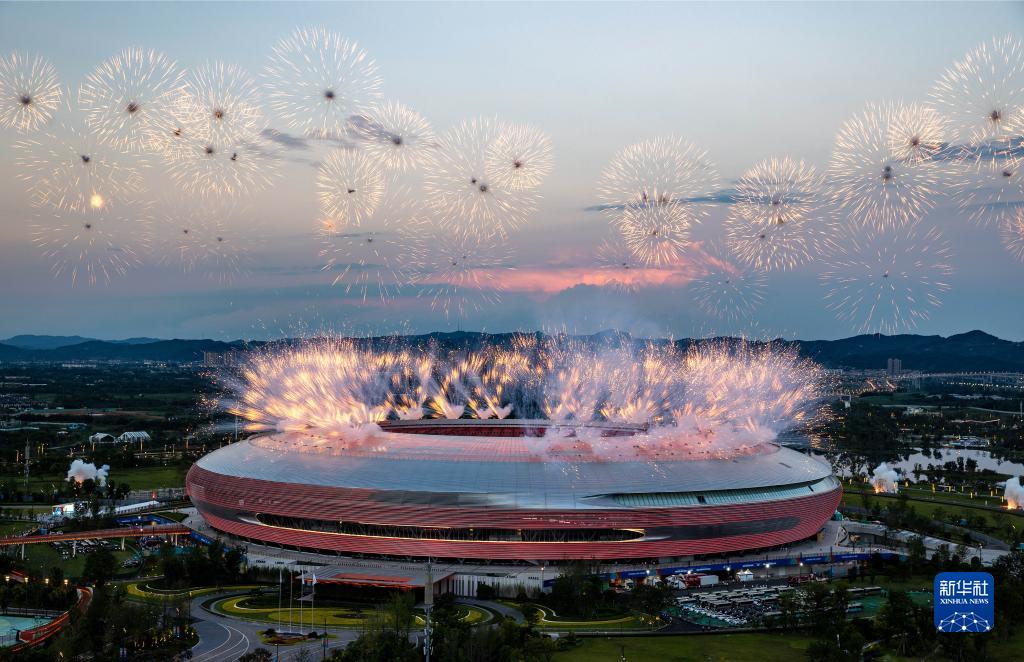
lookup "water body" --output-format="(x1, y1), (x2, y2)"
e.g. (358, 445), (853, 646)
(883, 449), (1024, 479)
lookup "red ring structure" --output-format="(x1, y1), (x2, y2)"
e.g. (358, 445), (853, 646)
(187, 420), (841, 561)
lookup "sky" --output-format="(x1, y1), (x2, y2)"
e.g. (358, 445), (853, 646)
(1, 1), (1023, 342)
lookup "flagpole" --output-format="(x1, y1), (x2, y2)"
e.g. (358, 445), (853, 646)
(299, 570), (304, 635)
(289, 570), (293, 635)
(278, 565), (283, 635)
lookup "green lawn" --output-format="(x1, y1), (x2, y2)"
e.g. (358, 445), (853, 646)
(553, 633), (814, 662)
(15, 542), (140, 579)
(4, 465), (188, 496)
(841, 490), (1024, 526)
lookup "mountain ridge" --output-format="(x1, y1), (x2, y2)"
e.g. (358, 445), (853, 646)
(0, 330), (1022, 372)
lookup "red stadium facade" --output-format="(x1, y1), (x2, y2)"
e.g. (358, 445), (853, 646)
(186, 420), (842, 562)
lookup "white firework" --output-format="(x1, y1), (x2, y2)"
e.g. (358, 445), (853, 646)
(158, 204), (251, 285)
(316, 149), (386, 228)
(348, 101), (436, 172)
(725, 157), (831, 271)
(596, 136), (719, 210)
(0, 52), (61, 131)
(179, 61), (265, 151)
(950, 141), (1024, 228)
(596, 237), (642, 293)
(820, 223), (954, 334)
(14, 100), (145, 213)
(320, 192), (427, 302)
(829, 102), (945, 230)
(416, 231), (512, 319)
(263, 26), (382, 139)
(424, 117), (537, 237)
(691, 242), (767, 322)
(164, 135), (279, 199)
(931, 35), (1024, 148)
(31, 202), (154, 286)
(78, 48), (186, 153)
(1001, 207), (1024, 262)
(887, 103), (948, 165)
(618, 199), (695, 266)
(485, 123), (553, 191)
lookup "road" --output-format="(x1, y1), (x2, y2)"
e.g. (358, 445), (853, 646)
(189, 590), (359, 661)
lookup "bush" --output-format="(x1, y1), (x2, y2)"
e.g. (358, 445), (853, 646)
(475, 583), (496, 600)
(307, 631), (318, 639)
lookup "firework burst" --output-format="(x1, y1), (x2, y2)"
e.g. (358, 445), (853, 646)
(829, 102), (945, 229)
(690, 242), (767, 322)
(263, 27), (382, 139)
(164, 134), (279, 198)
(416, 231), (512, 319)
(316, 149), (386, 228)
(950, 141), (1024, 228)
(424, 117), (537, 237)
(725, 157), (831, 271)
(596, 137), (719, 211)
(349, 101), (437, 172)
(14, 102), (145, 212)
(931, 35), (1024, 148)
(485, 123), (553, 191)
(887, 103), (948, 165)
(618, 199), (695, 266)
(1001, 208), (1024, 262)
(0, 52), (61, 131)
(595, 237), (642, 293)
(158, 203), (251, 285)
(31, 202), (154, 286)
(319, 191), (427, 302)
(78, 48), (186, 153)
(820, 222), (954, 334)
(179, 61), (265, 151)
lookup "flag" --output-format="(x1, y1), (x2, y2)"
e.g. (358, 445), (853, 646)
(311, 572), (317, 586)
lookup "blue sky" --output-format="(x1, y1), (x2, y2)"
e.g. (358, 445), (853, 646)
(1, 2), (1023, 341)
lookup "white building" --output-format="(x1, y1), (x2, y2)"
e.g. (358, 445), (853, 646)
(89, 433), (115, 444)
(117, 431), (151, 443)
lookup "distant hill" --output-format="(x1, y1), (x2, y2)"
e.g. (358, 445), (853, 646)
(1, 330), (1022, 372)
(2, 334), (97, 350)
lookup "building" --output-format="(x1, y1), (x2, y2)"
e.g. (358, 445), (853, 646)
(117, 431), (151, 443)
(89, 433), (115, 444)
(887, 358), (902, 377)
(186, 419), (842, 562)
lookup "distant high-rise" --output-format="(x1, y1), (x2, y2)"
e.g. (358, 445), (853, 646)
(887, 358), (902, 377)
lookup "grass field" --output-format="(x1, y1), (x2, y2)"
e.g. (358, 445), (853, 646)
(6, 465), (188, 495)
(12, 542), (140, 579)
(841, 490), (1024, 527)
(212, 595), (490, 628)
(514, 603), (655, 631)
(552, 632), (815, 661)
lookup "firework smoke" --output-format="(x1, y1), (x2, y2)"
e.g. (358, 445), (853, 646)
(870, 462), (899, 494)
(78, 48), (187, 153)
(66, 460), (110, 487)
(263, 26), (382, 139)
(1005, 476), (1024, 510)
(0, 52), (62, 132)
(820, 222), (954, 334)
(829, 102), (945, 230)
(726, 157), (831, 271)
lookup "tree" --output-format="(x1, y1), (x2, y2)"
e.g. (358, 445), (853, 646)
(239, 649), (273, 662)
(82, 547), (117, 586)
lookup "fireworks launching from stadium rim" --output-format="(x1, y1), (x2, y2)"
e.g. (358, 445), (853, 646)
(215, 336), (829, 460)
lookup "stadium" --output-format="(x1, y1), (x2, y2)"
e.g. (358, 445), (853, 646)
(185, 419), (842, 562)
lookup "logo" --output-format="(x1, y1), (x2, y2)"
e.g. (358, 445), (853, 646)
(934, 572), (994, 633)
